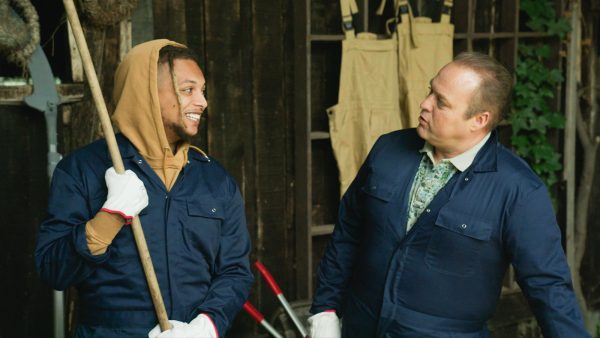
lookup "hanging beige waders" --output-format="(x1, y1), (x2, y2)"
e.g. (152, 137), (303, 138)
(395, 0), (454, 127)
(328, 0), (404, 196)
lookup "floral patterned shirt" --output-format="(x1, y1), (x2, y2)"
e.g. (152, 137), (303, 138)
(405, 133), (491, 232)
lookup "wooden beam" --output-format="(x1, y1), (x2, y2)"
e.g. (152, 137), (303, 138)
(564, 1), (580, 280)
(294, 0), (311, 300)
(0, 84), (85, 106)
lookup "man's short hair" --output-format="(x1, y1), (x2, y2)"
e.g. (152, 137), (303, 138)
(158, 45), (201, 69)
(453, 52), (513, 130)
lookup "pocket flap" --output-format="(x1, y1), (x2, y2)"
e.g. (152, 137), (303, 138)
(435, 207), (492, 241)
(187, 200), (224, 220)
(360, 173), (395, 202)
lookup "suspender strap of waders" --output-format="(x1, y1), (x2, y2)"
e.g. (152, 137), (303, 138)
(440, 0), (453, 23)
(339, 0), (359, 39)
(395, 0), (418, 48)
(376, 0), (387, 15)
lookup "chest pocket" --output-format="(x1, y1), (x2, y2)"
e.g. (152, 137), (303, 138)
(184, 200), (224, 255)
(359, 172), (402, 238)
(425, 207), (493, 276)
(361, 173), (395, 202)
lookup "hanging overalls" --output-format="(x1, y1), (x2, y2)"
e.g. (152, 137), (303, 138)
(327, 0), (403, 196)
(394, 0), (454, 127)
(328, 0), (454, 196)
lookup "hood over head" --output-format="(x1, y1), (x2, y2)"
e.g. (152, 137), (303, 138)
(112, 39), (191, 190)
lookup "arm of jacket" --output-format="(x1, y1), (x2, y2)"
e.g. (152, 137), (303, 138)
(193, 175), (254, 337)
(505, 184), (590, 338)
(35, 165), (112, 290)
(310, 149), (372, 315)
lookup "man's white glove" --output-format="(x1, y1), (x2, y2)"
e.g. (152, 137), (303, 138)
(308, 311), (341, 338)
(147, 314), (218, 338)
(101, 167), (148, 222)
(148, 320), (187, 338)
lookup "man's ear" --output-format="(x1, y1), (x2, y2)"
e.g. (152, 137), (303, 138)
(472, 111), (491, 131)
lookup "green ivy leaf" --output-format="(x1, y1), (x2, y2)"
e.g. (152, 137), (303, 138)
(535, 45), (551, 59)
(512, 0), (568, 192)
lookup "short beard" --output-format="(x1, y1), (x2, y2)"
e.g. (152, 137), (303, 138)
(165, 122), (194, 144)
(174, 123), (193, 143)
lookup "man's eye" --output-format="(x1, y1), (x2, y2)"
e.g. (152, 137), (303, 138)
(182, 88), (193, 94)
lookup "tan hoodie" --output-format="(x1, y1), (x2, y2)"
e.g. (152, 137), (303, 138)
(86, 39), (192, 254)
(112, 38), (190, 190)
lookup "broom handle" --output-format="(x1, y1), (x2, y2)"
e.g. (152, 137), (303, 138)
(62, 0), (171, 331)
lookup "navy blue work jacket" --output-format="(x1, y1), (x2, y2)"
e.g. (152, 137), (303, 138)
(311, 129), (589, 338)
(35, 134), (254, 337)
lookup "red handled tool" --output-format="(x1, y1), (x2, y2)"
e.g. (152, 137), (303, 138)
(255, 261), (309, 338)
(243, 301), (285, 338)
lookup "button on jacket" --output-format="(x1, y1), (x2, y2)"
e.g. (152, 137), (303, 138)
(311, 129), (589, 338)
(35, 135), (254, 337)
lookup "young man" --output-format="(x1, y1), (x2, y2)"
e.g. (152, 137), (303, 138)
(35, 39), (253, 338)
(308, 52), (590, 338)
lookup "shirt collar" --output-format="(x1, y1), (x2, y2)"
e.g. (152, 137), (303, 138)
(420, 132), (492, 172)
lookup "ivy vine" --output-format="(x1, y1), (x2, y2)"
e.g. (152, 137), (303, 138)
(509, 0), (570, 189)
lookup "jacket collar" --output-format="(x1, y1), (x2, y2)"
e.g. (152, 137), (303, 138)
(469, 129), (498, 173)
(116, 133), (137, 159)
(414, 129), (498, 174)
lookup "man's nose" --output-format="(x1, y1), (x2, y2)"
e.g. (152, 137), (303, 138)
(195, 92), (208, 110)
(419, 94), (433, 111)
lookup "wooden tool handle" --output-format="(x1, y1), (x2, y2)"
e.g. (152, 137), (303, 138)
(62, 0), (171, 331)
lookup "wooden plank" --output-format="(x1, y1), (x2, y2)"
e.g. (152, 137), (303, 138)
(0, 84), (85, 105)
(0, 105), (53, 337)
(203, 1), (258, 335)
(67, 22), (84, 82)
(119, 20), (132, 61)
(564, 0), (579, 283)
(311, 224), (335, 236)
(152, 0), (187, 43)
(294, 0), (311, 300)
(251, 0), (297, 316)
(183, 0), (208, 150)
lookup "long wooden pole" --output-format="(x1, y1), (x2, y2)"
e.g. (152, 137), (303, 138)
(62, 0), (171, 331)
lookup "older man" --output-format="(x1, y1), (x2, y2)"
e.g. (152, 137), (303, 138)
(308, 52), (590, 338)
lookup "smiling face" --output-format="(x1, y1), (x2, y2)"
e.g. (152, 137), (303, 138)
(417, 62), (490, 161)
(157, 58), (207, 145)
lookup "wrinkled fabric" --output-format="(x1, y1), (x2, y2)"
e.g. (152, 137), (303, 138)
(35, 135), (254, 338)
(327, 32), (403, 196)
(311, 129), (589, 338)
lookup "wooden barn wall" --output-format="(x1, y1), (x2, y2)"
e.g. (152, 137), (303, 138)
(153, 0), (296, 335)
(0, 105), (52, 337)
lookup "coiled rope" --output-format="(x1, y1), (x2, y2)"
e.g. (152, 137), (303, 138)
(0, 0), (39, 67)
(77, 0), (139, 27)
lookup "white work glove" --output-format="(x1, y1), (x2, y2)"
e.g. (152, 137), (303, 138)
(101, 167), (148, 222)
(147, 314), (218, 338)
(308, 311), (341, 338)
(148, 320), (187, 338)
